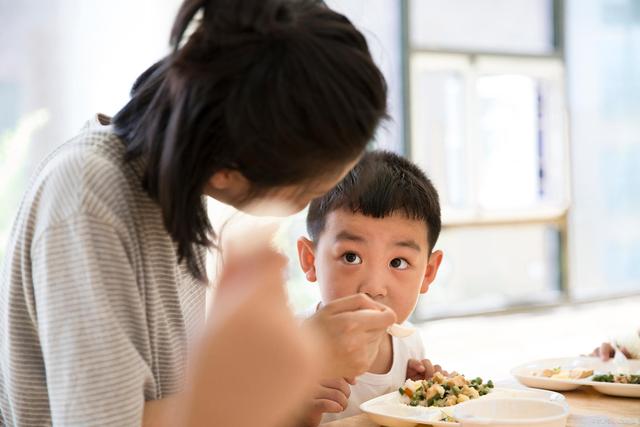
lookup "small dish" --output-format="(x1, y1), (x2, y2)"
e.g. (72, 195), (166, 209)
(360, 387), (564, 427)
(452, 397), (569, 427)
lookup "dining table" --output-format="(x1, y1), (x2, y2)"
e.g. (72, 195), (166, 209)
(323, 385), (640, 427)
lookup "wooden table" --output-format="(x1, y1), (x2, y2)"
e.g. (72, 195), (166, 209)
(324, 386), (640, 426)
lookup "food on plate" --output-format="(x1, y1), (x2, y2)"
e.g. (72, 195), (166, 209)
(592, 373), (640, 384)
(398, 372), (494, 407)
(533, 367), (593, 380)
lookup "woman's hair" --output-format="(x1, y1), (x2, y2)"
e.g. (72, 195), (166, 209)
(112, 0), (388, 281)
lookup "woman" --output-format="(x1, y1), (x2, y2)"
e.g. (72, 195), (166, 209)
(0, 0), (396, 426)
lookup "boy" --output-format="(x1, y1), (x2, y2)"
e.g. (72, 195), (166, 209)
(297, 151), (445, 425)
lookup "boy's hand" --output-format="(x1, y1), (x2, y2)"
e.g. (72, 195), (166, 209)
(299, 377), (355, 427)
(304, 294), (396, 379)
(406, 358), (447, 381)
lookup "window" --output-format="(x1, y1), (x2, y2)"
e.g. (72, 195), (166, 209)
(406, 0), (570, 319)
(566, 0), (640, 298)
(411, 55), (568, 218)
(414, 223), (563, 319)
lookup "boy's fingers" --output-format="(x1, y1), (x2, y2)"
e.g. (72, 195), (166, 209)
(322, 294), (385, 314)
(357, 307), (397, 331)
(314, 387), (348, 410)
(408, 359), (425, 372)
(422, 359), (435, 378)
(332, 308), (396, 333)
(319, 378), (351, 398)
(433, 364), (444, 379)
(345, 377), (356, 385)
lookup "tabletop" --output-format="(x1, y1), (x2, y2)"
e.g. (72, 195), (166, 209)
(323, 386), (640, 427)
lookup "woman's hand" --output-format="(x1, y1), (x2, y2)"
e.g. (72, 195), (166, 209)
(183, 223), (322, 427)
(590, 342), (632, 361)
(304, 294), (396, 379)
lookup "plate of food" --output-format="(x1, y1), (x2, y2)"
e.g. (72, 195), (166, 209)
(360, 372), (566, 427)
(511, 357), (640, 397)
(588, 372), (640, 398)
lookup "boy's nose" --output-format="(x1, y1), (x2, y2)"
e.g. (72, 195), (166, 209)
(359, 276), (387, 299)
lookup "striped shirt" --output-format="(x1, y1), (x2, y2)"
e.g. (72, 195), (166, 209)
(0, 116), (207, 426)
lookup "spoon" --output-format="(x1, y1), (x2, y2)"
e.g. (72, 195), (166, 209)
(387, 323), (416, 338)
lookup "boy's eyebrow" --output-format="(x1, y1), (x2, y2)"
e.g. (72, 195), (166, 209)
(394, 240), (422, 252)
(334, 230), (366, 242)
(335, 231), (422, 252)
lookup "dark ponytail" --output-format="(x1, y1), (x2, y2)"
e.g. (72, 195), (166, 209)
(113, 0), (388, 281)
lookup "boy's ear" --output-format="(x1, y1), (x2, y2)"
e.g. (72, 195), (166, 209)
(420, 250), (443, 294)
(296, 237), (318, 282)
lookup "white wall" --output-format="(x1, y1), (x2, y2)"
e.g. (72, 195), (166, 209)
(0, 0), (179, 253)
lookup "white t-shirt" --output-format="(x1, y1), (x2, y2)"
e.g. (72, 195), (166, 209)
(320, 327), (425, 423)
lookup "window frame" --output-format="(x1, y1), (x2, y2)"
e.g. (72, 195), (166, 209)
(401, 0), (574, 320)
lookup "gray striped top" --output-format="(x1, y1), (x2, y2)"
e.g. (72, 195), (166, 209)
(0, 117), (207, 426)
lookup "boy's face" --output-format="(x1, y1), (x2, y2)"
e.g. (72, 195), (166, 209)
(297, 209), (443, 323)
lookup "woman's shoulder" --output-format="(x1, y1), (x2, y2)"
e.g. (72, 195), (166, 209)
(22, 118), (151, 236)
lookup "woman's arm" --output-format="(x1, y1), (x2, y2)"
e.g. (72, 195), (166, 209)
(32, 216), (152, 426)
(139, 245), (319, 427)
(181, 241), (321, 427)
(143, 396), (182, 427)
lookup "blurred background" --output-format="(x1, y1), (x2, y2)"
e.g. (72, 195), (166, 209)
(1, 0), (639, 378)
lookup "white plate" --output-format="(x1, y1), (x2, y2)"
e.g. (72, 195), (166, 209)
(360, 387), (565, 427)
(511, 357), (640, 397)
(587, 381), (640, 398)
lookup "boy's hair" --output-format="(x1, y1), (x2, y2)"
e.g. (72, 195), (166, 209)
(306, 151), (441, 252)
(112, 0), (387, 280)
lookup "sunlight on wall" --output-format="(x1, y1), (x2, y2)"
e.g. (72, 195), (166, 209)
(0, 109), (50, 257)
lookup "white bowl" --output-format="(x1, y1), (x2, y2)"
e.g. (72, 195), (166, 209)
(452, 398), (569, 427)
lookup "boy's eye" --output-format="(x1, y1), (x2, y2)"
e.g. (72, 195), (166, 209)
(342, 252), (362, 265)
(390, 258), (409, 269)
